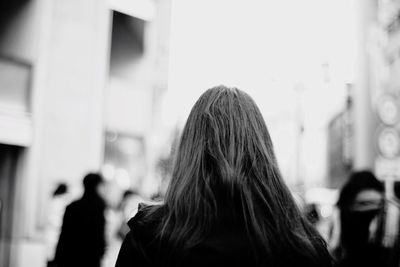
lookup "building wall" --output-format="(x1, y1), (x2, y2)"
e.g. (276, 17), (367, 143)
(104, 0), (172, 197)
(1, 0), (112, 266)
(0, 1), (48, 266)
(0, 0), (172, 266)
(37, 0), (110, 195)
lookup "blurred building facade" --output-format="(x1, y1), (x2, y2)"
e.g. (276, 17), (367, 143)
(372, 0), (400, 193)
(0, 0), (171, 266)
(326, 0), (400, 192)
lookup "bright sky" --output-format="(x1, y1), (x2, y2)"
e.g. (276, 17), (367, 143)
(163, 0), (358, 186)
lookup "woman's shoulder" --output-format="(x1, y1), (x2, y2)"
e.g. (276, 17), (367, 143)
(115, 203), (166, 267)
(127, 203), (165, 240)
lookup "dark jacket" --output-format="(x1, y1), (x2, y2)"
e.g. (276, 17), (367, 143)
(54, 192), (106, 267)
(115, 205), (333, 267)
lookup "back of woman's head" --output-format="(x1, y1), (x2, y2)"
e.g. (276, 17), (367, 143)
(158, 86), (330, 266)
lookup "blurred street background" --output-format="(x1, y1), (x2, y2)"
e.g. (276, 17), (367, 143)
(0, 0), (399, 266)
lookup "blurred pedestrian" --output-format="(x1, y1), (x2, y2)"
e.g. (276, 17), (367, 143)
(329, 171), (387, 267)
(115, 86), (332, 267)
(116, 190), (143, 239)
(54, 173), (107, 267)
(46, 183), (70, 267)
(102, 189), (145, 267)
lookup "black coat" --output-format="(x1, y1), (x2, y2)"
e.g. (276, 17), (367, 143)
(54, 192), (106, 267)
(115, 206), (333, 267)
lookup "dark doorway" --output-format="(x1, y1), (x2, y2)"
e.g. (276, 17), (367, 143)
(0, 144), (22, 267)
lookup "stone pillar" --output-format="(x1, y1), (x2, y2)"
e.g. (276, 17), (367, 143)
(353, 0), (377, 170)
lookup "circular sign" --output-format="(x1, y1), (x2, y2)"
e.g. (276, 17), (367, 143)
(378, 127), (400, 159)
(377, 95), (399, 125)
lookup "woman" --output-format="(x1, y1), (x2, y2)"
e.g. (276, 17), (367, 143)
(115, 86), (332, 267)
(330, 171), (388, 267)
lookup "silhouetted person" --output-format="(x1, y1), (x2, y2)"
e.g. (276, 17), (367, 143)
(115, 86), (332, 267)
(55, 173), (106, 267)
(330, 171), (387, 267)
(116, 190), (143, 239)
(46, 183), (70, 267)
